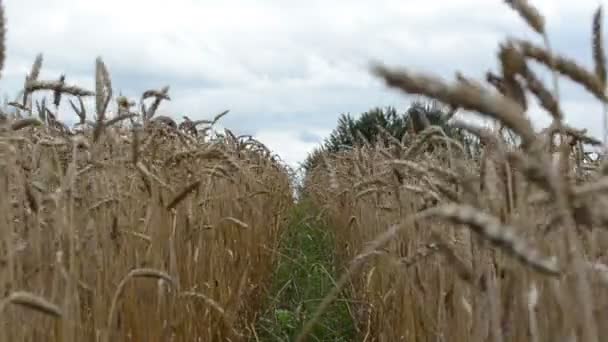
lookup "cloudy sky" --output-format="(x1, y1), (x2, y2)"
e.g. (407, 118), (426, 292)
(0, 0), (605, 166)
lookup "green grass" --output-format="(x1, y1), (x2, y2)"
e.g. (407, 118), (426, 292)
(254, 200), (356, 341)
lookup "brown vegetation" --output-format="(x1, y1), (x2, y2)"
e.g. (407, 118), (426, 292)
(4, 0), (608, 341)
(0, 2), (293, 341)
(301, 1), (608, 341)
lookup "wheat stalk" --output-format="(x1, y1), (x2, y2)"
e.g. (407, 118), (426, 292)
(372, 64), (537, 148)
(0, 291), (62, 318)
(504, 0), (545, 35)
(106, 269), (175, 342)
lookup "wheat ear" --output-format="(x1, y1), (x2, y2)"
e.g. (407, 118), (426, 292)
(0, 291), (62, 318)
(106, 269), (175, 342)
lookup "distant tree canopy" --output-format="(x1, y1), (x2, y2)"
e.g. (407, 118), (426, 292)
(323, 106), (405, 153)
(301, 99), (480, 173)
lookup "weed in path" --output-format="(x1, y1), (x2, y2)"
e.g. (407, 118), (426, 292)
(254, 201), (355, 341)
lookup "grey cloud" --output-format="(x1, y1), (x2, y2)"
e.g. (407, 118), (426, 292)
(299, 131), (323, 143)
(0, 0), (604, 166)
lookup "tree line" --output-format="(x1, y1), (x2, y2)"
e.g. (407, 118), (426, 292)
(301, 99), (482, 173)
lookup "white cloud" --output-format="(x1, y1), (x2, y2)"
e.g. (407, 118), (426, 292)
(0, 0), (605, 166)
(254, 129), (323, 168)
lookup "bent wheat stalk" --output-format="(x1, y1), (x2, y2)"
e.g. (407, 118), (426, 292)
(0, 291), (62, 318)
(106, 269), (175, 342)
(428, 204), (560, 276)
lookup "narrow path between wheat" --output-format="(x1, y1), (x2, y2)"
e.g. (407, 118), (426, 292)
(252, 200), (356, 341)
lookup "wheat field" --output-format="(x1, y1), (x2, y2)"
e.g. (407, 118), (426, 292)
(3, 0), (608, 341)
(0, 1), (294, 340)
(299, 2), (608, 342)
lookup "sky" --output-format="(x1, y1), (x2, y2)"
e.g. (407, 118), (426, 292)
(0, 0), (606, 167)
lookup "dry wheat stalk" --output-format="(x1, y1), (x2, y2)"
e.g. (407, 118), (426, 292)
(373, 65), (537, 147)
(143, 86), (170, 121)
(593, 6), (608, 147)
(219, 216), (249, 229)
(166, 180), (201, 210)
(28, 54), (43, 82)
(355, 187), (380, 200)
(517, 59), (563, 120)
(106, 269), (175, 342)
(517, 39), (607, 102)
(69, 96), (87, 124)
(504, 0), (545, 35)
(593, 6), (607, 86)
(93, 58), (112, 141)
(26, 80), (94, 97)
(8, 101), (28, 112)
(428, 204), (560, 276)
(10, 118), (43, 131)
(180, 291), (242, 338)
(431, 232), (474, 283)
(0, 291), (62, 318)
(396, 242), (440, 268)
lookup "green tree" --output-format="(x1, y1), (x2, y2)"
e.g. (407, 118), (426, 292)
(323, 106), (408, 153)
(299, 99), (483, 198)
(303, 100), (471, 171)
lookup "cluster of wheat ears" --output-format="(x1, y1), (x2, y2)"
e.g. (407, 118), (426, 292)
(2, 0), (608, 341)
(0, 1), (295, 341)
(301, 1), (608, 342)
